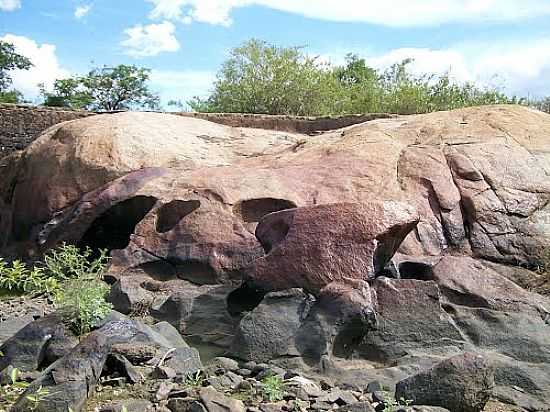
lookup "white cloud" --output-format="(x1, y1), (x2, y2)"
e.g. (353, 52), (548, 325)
(121, 21), (180, 58)
(150, 69), (215, 109)
(0, 34), (69, 100)
(0, 0), (21, 11)
(145, 0), (550, 27)
(74, 3), (92, 19)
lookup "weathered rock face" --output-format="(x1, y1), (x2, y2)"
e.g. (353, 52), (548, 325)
(1, 105), (550, 411)
(1, 105), (549, 268)
(246, 202), (419, 294)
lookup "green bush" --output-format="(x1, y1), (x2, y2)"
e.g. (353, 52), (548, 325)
(261, 375), (286, 402)
(190, 39), (518, 116)
(0, 244), (113, 335)
(0, 244), (109, 299)
(40, 243), (109, 282)
(0, 259), (59, 297)
(55, 277), (113, 336)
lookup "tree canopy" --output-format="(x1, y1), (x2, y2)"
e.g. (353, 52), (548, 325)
(190, 39), (518, 116)
(42, 64), (160, 111)
(0, 40), (32, 103)
(189, 39), (337, 115)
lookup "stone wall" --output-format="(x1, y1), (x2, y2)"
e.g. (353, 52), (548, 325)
(0, 104), (93, 157)
(0, 103), (394, 157)
(177, 112), (395, 134)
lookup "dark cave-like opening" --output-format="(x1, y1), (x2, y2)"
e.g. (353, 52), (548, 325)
(398, 261), (435, 281)
(77, 196), (157, 256)
(234, 198), (297, 223)
(226, 282), (267, 317)
(156, 199), (201, 233)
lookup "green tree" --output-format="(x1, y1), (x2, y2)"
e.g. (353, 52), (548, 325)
(188, 39), (520, 116)
(42, 64), (160, 111)
(331, 54), (382, 113)
(190, 39), (336, 116)
(0, 40), (32, 103)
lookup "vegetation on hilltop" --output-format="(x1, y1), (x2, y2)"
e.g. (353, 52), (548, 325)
(41, 64), (160, 111)
(1, 37), (550, 115)
(189, 40), (519, 116)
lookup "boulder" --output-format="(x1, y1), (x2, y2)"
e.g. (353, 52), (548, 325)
(246, 202), (419, 294)
(395, 352), (494, 412)
(10, 318), (202, 412)
(488, 352), (550, 411)
(230, 289), (315, 363)
(0, 314), (74, 374)
(357, 278), (465, 364)
(199, 386), (245, 412)
(6, 112), (303, 252)
(2, 106), (548, 271)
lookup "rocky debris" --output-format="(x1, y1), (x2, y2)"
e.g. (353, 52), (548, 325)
(0, 313), (74, 375)
(7, 315), (202, 412)
(246, 202), (419, 293)
(199, 386), (246, 412)
(98, 399), (155, 412)
(106, 353), (143, 384)
(1, 105), (550, 412)
(336, 402), (377, 412)
(395, 352), (495, 412)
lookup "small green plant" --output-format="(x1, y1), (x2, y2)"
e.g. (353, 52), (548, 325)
(25, 386), (50, 410)
(0, 245), (109, 299)
(40, 244), (109, 281)
(261, 375), (286, 402)
(383, 396), (413, 412)
(185, 370), (206, 388)
(0, 367), (50, 411)
(1, 244), (112, 336)
(55, 277), (113, 336)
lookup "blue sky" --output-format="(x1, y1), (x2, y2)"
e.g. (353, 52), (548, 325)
(2, 0), (550, 108)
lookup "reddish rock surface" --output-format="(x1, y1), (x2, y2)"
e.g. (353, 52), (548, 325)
(246, 202), (419, 294)
(2, 105), (548, 270)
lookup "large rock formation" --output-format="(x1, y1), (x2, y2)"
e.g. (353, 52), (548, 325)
(1, 105), (548, 267)
(1, 105), (550, 411)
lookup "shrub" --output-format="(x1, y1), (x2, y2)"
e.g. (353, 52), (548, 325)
(0, 244), (110, 299)
(0, 259), (59, 297)
(40, 243), (109, 281)
(261, 375), (286, 402)
(189, 39), (518, 116)
(55, 277), (113, 336)
(0, 244), (113, 335)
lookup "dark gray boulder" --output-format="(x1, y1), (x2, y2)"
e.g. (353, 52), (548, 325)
(230, 289), (315, 363)
(395, 352), (494, 412)
(0, 314), (75, 374)
(10, 318), (202, 412)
